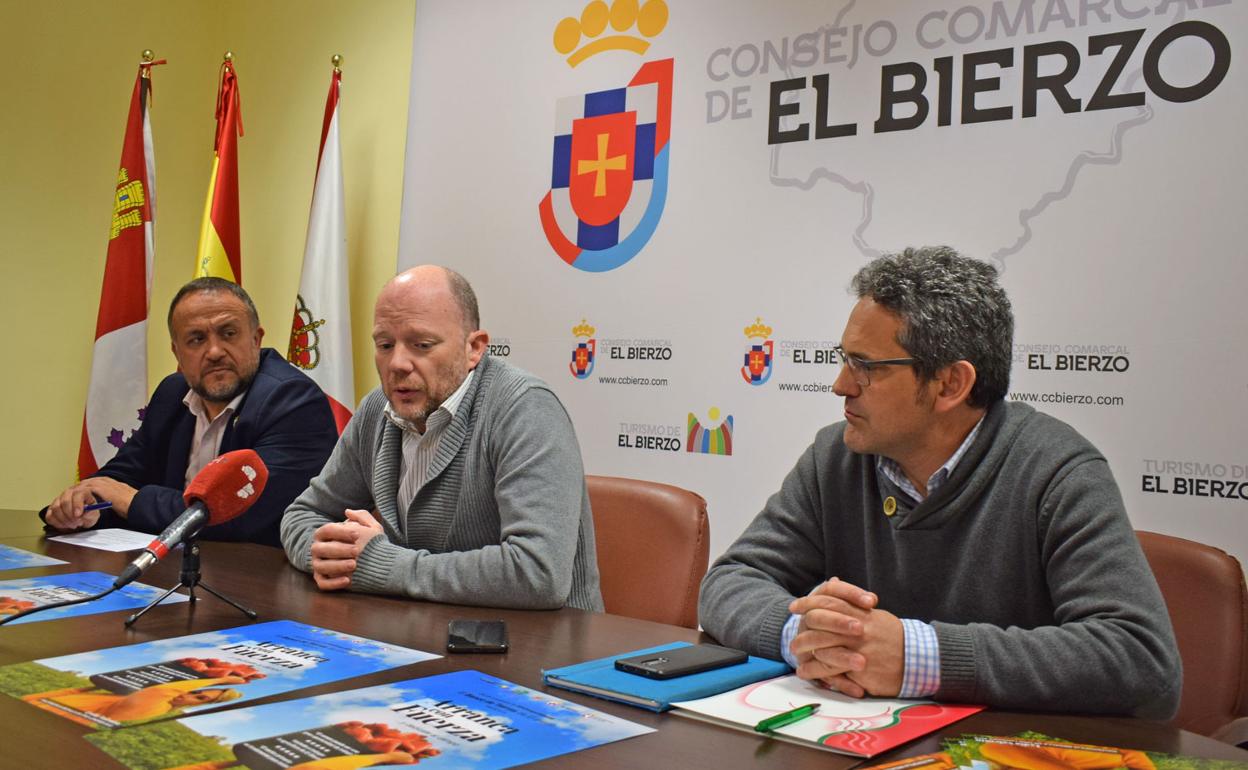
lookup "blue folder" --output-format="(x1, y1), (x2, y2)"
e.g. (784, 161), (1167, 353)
(542, 642), (791, 712)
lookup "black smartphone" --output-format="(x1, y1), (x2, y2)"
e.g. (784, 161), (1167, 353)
(614, 643), (747, 679)
(446, 619), (509, 653)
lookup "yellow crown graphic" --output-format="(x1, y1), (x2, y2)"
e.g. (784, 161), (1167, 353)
(743, 317), (773, 340)
(572, 319), (596, 338)
(554, 0), (669, 68)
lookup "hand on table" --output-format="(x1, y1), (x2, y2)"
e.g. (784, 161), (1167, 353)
(310, 509), (385, 591)
(45, 477), (138, 530)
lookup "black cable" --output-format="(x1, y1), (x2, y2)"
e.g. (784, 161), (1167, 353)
(0, 584), (120, 626)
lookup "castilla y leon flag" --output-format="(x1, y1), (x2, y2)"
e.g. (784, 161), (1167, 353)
(287, 65), (353, 433)
(78, 58), (165, 479)
(195, 57), (243, 283)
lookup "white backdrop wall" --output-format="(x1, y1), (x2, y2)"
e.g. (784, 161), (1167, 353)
(399, 0), (1247, 568)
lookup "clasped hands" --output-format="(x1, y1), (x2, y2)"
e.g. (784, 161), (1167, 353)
(788, 577), (905, 698)
(310, 509), (385, 591)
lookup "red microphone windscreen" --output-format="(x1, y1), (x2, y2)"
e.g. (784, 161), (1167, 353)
(182, 449), (271, 526)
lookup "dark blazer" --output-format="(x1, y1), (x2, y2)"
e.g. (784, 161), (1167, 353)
(59, 348), (338, 547)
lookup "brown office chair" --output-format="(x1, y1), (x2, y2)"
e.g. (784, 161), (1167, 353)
(1137, 530), (1248, 740)
(586, 475), (710, 628)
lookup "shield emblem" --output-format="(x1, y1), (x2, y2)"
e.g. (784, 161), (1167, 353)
(287, 294), (324, 370)
(741, 340), (774, 385)
(540, 58), (672, 273)
(570, 339), (596, 379)
(569, 112), (635, 226)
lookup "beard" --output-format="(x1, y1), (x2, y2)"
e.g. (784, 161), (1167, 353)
(389, 399), (435, 425)
(385, 364), (468, 428)
(194, 364), (258, 405)
(387, 387), (449, 426)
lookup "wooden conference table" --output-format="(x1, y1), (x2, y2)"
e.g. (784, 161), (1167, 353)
(0, 510), (1244, 770)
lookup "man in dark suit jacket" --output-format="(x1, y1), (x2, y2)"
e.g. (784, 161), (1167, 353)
(43, 278), (338, 547)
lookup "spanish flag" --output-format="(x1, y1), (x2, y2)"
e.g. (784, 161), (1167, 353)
(195, 56), (243, 283)
(79, 57), (164, 478)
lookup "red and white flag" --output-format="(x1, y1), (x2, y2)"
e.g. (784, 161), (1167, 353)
(78, 59), (164, 479)
(287, 65), (353, 432)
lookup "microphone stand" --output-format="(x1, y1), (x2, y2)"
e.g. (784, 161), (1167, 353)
(125, 536), (257, 626)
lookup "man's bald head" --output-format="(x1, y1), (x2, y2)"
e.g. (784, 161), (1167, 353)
(381, 266), (480, 337)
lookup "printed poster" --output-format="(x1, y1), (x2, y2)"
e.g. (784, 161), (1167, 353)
(0, 571), (185, 625)
(0, 620), (439, 729)
(87, 669), (654, 769)
(0, 543), (67, 571)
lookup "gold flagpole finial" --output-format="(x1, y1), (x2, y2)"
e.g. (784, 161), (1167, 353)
(331, 54), (343, 73)
(223, 51), (234, 63)
(141, 49), (154, 62)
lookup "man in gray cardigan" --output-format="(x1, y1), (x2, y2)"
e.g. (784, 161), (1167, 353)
(281, 266), (602, 611)
(699, 247), (1181, 719)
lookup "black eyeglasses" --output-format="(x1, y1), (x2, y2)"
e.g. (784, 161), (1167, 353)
(833, 344), (916, 386)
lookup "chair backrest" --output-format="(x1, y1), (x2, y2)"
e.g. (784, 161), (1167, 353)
(1137, 530), (1248, 736)
(587, 475), (709, 628)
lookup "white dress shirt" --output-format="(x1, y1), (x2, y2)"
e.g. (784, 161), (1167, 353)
(182, 390), (245, 486)
(386, 369), (475, 538)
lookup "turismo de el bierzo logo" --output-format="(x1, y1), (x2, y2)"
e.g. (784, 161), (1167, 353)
(538, 0), (673, 272)
(687, 407), (732, 456)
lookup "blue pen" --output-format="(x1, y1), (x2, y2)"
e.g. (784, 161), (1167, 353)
(84, 501), (113, 512)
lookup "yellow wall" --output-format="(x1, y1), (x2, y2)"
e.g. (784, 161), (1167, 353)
(0, 0), (416, 510)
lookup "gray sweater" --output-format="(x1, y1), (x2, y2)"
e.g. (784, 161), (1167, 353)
(699, 400), (1181, 719)
(281, 356), (603, 611)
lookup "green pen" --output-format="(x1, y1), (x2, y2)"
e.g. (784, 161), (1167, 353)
(754, 703), (820, 733)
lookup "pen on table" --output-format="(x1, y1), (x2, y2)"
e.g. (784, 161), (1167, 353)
(83, 501), (113, 512)
(754, 703), (820, 733)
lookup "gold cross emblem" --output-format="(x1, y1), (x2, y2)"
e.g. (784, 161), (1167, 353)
(577, 133), (626, 197)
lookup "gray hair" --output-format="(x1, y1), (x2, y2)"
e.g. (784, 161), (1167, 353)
(167, 277), (261, 334)
(851, 246), (1012, 407)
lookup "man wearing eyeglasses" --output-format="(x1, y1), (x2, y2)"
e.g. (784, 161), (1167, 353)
(699, 247), (1180, 719)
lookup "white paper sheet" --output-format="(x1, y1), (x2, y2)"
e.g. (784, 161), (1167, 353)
(47, 528), (158, 552)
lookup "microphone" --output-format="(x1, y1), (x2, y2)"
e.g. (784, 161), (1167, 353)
(113, 449), (269, 589)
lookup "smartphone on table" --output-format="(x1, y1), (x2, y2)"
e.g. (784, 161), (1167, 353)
(614, 643), (747, 679)
(446, 619), (509, 653)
